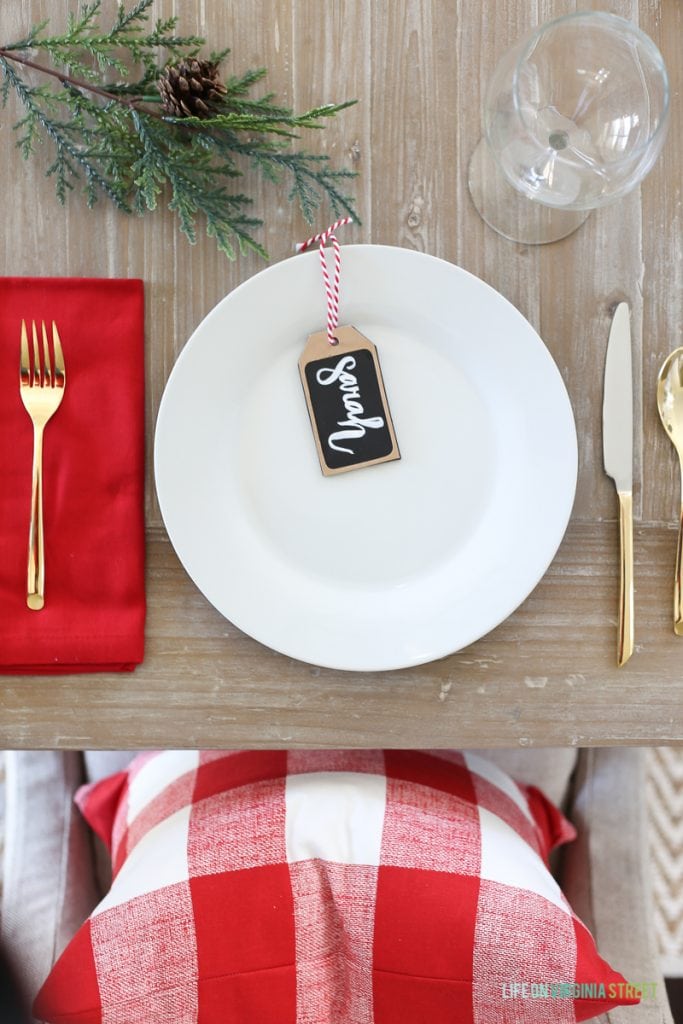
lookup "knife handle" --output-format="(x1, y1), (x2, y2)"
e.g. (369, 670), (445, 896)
(617, 491), (634, 666)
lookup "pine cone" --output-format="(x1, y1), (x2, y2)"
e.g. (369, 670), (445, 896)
(157, 59), (227, 118)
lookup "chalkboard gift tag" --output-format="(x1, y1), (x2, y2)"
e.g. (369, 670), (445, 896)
(299, 324), (400, 476)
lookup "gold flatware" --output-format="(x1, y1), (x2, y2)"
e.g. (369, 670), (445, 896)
(602, 302), (634, 666)
(656, 347), (683, 634)
(19, 320), (66, 610)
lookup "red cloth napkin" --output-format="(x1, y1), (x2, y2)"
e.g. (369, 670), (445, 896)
(0, 278), (145, 672)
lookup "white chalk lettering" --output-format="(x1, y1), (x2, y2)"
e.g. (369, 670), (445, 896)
(316, 355), (358, 387)
(328, 417), (385, 453)
(316, 354), (385, 456)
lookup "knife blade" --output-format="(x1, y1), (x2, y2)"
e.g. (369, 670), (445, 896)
(602, 301), (634, 667)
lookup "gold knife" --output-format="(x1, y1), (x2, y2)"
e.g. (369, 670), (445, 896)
(602, 302), (634, 667)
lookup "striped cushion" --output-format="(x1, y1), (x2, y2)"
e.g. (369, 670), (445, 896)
(34, 750), (638, 1024)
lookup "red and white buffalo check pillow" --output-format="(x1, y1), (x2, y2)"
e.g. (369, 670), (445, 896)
(35, 750), (638, 1024)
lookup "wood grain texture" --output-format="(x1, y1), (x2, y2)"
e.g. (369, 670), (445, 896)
(1, 1), (683, 749)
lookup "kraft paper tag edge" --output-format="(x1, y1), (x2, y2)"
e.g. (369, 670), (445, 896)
(299, 324), (400, 477)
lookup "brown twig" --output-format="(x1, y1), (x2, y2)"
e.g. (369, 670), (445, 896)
(0, 47), (163, 117)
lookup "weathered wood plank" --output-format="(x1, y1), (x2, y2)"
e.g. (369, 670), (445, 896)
(0, 1), (682, 749)
(640, 0), (683, 527)
(2, 523), (683, 749)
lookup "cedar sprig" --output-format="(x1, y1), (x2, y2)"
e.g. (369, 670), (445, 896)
(0, 0), (359, 259)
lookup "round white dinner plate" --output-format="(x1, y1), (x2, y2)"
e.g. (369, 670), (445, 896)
(154, 245), (577, 671)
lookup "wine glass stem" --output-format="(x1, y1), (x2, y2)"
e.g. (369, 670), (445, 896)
(467, 139), (590, 245)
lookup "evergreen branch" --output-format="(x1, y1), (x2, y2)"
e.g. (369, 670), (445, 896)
(264, 151), (357, 223)
(1, 57), (131, 210)
(113, 0), (156, 32)
(213, 135), (358, 224)
(0, 0), (359, 258)
(131, 111), (267, 258)
(0, 47), (146, 110)
(2, 21), (50, 52)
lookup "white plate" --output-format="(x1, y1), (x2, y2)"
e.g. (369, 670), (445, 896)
(154, 245), (577, 671)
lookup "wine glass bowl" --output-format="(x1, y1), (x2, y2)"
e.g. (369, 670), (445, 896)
(469, 12), (670, 243)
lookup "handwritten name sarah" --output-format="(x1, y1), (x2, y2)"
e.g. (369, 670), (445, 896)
(315, 354), (385, 454)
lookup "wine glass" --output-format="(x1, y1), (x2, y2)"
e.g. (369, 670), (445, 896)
(468, 11), (670, 244)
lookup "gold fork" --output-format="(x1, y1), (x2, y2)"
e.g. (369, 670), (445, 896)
(19, 320), (66, 610)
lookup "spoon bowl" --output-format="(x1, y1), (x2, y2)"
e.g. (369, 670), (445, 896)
(656, 347), (683, 634)
(657, 348), (683, 450)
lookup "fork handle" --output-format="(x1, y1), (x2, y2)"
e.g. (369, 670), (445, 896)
(26, 422), (45, 611)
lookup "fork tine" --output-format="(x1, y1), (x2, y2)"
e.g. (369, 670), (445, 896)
(52, 322), (65, 385)
(20, 320), (30, 384)
(31, 321), (40, 386)
(41, 321), (52, 387)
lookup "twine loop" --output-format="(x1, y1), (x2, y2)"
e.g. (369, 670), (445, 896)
(296, 216), (353, 345)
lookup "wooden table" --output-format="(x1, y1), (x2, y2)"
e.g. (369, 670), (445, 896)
(2, 0), (682, 750)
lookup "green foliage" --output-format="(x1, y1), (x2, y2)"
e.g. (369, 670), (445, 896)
(0, 0), (358, 258)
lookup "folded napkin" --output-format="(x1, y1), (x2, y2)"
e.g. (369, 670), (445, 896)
(0, 278), (145, 672)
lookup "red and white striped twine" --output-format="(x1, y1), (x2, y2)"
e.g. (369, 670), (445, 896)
(296, 216), (353, 345)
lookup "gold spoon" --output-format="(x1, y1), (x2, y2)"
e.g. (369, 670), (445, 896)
(656, 347), (683, 634)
